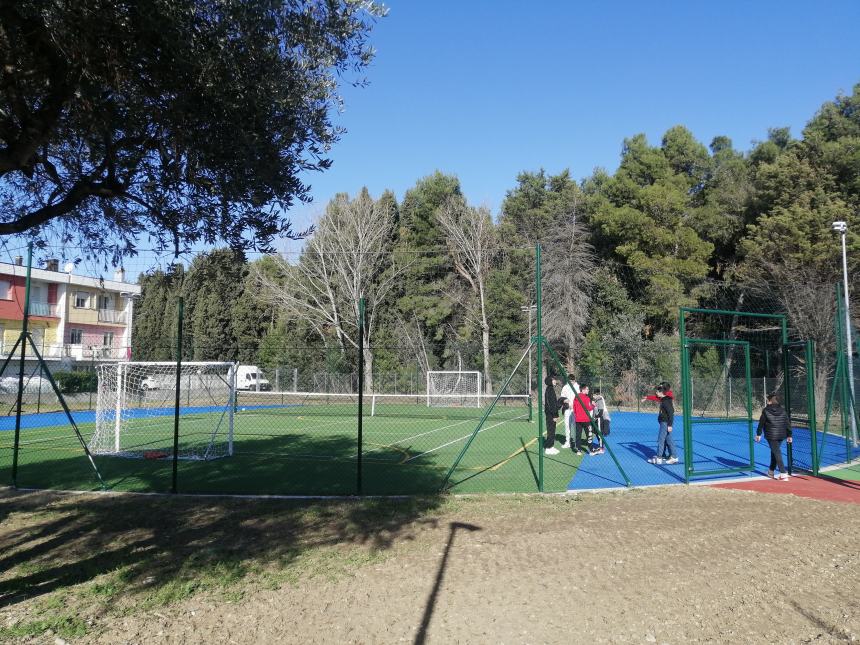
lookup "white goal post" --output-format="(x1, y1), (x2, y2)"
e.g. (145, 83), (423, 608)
(426, 370), (482, 407)
(91, 361), (237, 460)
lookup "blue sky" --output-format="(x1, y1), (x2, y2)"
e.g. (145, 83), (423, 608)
(24, 0), (856, 277)
(281, 0), (860, 247)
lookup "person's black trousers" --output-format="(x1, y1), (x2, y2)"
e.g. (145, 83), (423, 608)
(575, 422), (590, 452)
(544, 414), (557, 449)
(767, 438), (786, 473)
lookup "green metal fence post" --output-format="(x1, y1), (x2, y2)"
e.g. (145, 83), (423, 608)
(534, 244), (544, 492)
(781, 316), (792, 474)
(357, 297), (365, 495)
(11, 242), (32, 488)
(171, 297), (184, 494)
(723, 343), (730, 419)
(679, 309), (692, 484)
(819, 349), (841, 466)
(535, 244), (544, 491)
(806, 340), (819, 475)
(745, 342), (754, 470)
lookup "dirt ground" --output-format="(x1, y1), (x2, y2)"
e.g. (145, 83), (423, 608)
(1, 485), (859, 644)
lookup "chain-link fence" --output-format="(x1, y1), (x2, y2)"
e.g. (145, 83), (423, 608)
(1, 241), (858, 495)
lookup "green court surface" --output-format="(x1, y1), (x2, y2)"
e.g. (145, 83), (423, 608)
(0, 397), (582, 495)
(824, 464), (860, 481)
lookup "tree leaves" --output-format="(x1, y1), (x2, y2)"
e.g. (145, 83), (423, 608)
(0, 0), (385, 261)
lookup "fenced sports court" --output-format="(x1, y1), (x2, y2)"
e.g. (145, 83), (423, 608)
(1, 244), (859, 496)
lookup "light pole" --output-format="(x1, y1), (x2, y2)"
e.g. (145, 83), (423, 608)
(833, 220), (858, 445)
(521, 304), (537, 397)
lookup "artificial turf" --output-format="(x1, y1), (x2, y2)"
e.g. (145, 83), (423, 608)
(0, 404), (582, 495)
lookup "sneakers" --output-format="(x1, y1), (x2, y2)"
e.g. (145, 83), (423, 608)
(665, 457), (679, 465)
(779, 472), (790, 481)
(545, 447), (559, 456)
(575, 450), (583, 456)
(561, 442), (571, 449)
(767, 470), (775, 479)
(648, 456), (664, 465)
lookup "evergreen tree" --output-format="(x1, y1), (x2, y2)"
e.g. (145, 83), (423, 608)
(587, 131), (714, 331)
(395, 172), (462, 369)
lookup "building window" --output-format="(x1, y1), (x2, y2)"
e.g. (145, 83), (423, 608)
(70, 329), (83, 345)
(103, 332), (114, 347)
(75, 291), (89, 308)
(98, 294), (113, 310)
(0, 280), (10, 300)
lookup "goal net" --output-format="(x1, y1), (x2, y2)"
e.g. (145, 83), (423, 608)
(91, 362), (237, 460)
(426, 370), (482, 407)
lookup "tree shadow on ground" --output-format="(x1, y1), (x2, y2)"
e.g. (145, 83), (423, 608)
(7, 431), (451, 496)
(0, 484), (444, 610)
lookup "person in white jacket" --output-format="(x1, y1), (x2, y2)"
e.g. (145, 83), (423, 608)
(559, 373), (580, 448)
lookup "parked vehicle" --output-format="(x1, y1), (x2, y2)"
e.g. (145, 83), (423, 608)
(0, 376), (51, 395)
(235, 365), (271, 391)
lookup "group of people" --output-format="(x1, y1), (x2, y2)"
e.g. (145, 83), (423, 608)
(542, 374), (610, 456)
(543, 375), (794, 479)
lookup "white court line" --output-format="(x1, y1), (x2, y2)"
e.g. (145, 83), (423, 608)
(404, 417), (521, 463)
(235, 414), (345, 434)
(356, 417), (474, 458)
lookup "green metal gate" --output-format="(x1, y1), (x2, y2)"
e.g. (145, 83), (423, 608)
(681, 338), (754, 482)
(784, 340), (818, 475)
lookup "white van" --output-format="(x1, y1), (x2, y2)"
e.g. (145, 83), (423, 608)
(235, 365), (271, 391)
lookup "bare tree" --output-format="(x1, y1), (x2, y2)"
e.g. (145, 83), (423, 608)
(253, 190), (404, 390)
(541, 200), (597, 367)
(394, 314), (432, 378)
(741, 263), (838, 415)
(436, 197), (496, 393)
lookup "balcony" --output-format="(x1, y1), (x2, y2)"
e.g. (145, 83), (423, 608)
(0, 342), (64, 358)
(97, 308), (127, 324)
(0, 343), (129, 361)
(30, 302), (58, 317)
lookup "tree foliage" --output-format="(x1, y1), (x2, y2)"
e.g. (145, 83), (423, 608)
(131, 82), (860, 395)
(0, 0), (385, 262)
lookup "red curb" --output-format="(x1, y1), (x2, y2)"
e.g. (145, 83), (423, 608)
(712, 474), (860, 505)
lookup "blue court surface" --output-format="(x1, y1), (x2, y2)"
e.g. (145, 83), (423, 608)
(0, 404), (277, 432)
(568, 410), (857, 490)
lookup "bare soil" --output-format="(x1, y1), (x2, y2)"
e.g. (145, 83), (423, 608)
(1, 486), (859, 644)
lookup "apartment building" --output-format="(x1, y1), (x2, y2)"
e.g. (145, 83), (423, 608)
(0, 258), (141, 363)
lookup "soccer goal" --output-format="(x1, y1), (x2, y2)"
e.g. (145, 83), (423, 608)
(91, 361), (237, 460)
(426, 370), (482, 407)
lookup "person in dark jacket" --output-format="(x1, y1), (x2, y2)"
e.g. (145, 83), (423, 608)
(755, 392), (792, 480)
(648, 385), (678, 465)
(544, 375), (564, 455)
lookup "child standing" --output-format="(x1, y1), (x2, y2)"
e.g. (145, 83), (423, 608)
(560, 374), (579, 449)
(572, 383), (594, 456)
(642, 381), (675, 460)
(648, 385), (679, 465)
(755, 392), (792, 480)
(591, 387), (610, 454)
(543, 375), (562, 455)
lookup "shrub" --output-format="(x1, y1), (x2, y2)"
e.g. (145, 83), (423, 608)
(53, 370), (98, 394)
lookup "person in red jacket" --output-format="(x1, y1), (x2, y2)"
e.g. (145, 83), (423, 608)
(572, 383), (595, 456)
(642, 381), (674, 403)
(641, 381), (676, 460)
